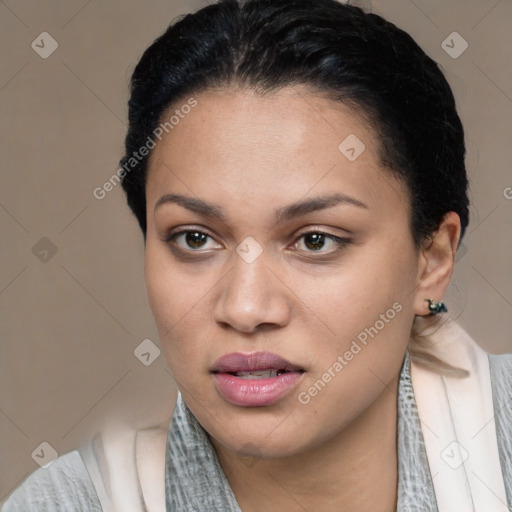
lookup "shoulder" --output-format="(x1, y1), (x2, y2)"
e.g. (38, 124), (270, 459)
(1, 450), (101, 512)
(488, 351), (512, 414)
(488, 352), (512, 503)
(489, 351), (512, 374)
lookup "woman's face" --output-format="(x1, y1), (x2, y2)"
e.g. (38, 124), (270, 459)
(144, 86), (422, 457)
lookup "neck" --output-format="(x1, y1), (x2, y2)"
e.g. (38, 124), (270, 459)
(211, 376), (399, 512)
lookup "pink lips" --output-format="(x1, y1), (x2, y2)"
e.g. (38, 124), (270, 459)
(210, 351), (305, 407)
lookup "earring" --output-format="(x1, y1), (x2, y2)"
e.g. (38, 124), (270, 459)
(425, 298), (448, 314)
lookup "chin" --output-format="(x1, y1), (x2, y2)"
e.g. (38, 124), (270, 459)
(213, 426), (310, 459)
(201, 402), (319, 456)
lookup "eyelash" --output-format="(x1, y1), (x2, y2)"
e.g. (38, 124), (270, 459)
(163, 227), (352, 258)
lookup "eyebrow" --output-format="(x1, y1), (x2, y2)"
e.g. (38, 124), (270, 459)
(154, 192), (368, 224)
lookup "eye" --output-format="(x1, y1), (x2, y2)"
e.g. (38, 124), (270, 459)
(165, 229), (222, 251)
(291, 230), (351, 255)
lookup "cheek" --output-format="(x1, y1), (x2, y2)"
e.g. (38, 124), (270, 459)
(302, 239), (417, 334)
(296, 237), (417, 393)
(145, 240), (203, 325)
(144, 244), (213, 367)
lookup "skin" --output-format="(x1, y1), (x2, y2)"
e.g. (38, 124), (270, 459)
(144, 85), (461, 511)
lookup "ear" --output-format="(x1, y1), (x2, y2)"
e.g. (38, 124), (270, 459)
(413, 212), (462, 316)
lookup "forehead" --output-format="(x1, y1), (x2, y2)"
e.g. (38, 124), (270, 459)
(145, 85), (407, 220)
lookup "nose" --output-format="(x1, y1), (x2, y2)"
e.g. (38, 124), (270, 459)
(213, 252), (291, 334)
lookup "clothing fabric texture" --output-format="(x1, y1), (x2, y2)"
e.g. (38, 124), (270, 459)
(2, 349), (511, 511)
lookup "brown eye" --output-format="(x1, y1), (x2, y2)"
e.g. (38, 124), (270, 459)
(303, 233), (327, 251)
(165, 229), (222, 252)
(293, 230), (352, 255)
(184, 231), (208, 249)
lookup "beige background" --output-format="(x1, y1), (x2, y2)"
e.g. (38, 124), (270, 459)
(1, 0), (511, 502)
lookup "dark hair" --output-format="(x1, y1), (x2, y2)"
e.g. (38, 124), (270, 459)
(121, 0), (469, 247)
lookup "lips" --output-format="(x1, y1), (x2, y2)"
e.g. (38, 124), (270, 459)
(210, 351), (305, 407)
(210, 351), (304, 374)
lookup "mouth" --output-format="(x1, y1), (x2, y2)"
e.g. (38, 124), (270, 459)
(226, 369), (295, 379)
(210, 351), (305, 376)
(210, 351), (305, 407)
